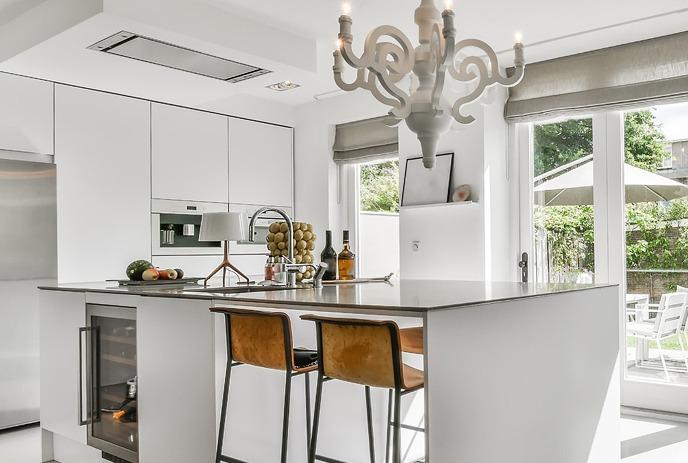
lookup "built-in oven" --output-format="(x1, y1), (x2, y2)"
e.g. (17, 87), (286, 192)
(79, 304), (138, 463)
(152, 199), (227, 256)
(228, 204), (293, 255)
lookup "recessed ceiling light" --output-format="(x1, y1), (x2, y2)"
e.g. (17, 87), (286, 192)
(267, 80), (301, 91)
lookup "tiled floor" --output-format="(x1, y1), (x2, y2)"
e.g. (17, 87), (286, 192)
(2, 415), (688, 462)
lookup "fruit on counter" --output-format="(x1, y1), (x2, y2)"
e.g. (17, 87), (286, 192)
(174, 268), (184, 279)
(157, 268), (178, 280)
(142, 268), (160, 281)
(126, 260), (154, 281)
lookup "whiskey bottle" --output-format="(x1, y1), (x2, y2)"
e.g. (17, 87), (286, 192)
(337, 230), (356, 280)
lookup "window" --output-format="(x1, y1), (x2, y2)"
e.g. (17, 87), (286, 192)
(355, 159), (400, 277)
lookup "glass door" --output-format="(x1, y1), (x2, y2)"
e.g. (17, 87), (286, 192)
(622, 103), (688, 413)
(86, 304), (138, 462)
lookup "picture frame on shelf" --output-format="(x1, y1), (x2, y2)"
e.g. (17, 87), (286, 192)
(401, 152), (454, 207)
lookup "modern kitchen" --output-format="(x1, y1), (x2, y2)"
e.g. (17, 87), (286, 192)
(2, 1), (688, 463)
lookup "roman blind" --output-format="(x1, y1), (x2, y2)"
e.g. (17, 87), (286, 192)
(333, 116), (398, 164)
(506, 31), (688, 122)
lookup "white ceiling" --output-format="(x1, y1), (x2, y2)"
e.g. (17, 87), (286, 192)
(0, 0), (686, 111)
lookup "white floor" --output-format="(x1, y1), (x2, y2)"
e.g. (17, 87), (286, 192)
(1, 415), (688, 463)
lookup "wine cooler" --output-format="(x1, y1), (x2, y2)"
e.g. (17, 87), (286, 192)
(79, 304), (138, 462)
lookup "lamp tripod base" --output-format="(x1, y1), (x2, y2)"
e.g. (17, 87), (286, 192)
(203, 241), (250, 287)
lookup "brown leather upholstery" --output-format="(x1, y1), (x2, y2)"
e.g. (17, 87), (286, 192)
(301, 315), (424, 391)
(399, 327), (424, 354)
(210, 307), (317, 373)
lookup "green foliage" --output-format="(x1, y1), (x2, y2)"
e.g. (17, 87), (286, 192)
(534, 205), (595, 271)
(533, 111), (669, 176)
(360, 160), (400, 213)
(534, 118), (592, 177)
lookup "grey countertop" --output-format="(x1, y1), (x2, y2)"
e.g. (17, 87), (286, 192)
(39, 279), (616, 313)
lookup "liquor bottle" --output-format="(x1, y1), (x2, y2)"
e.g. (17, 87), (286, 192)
(337, 230), (356, 280)
(320, 230), (338, 281)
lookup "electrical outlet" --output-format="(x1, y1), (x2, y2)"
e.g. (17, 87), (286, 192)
(411, 241), (420, 252)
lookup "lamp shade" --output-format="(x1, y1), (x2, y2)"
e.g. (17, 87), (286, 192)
(199, 212), (247, 242)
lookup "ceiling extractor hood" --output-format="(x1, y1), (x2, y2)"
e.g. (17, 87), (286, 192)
(88, 31), (271, 83)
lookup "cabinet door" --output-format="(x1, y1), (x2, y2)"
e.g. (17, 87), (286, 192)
(39, 290), (86, 444)
(55, 85), (151, 283)
(0, 72), (53, 155)
(229, 118), (293, 207)
(152, 104), (229, 203)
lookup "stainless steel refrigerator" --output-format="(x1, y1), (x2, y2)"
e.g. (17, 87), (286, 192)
(0, 158), (56, 429)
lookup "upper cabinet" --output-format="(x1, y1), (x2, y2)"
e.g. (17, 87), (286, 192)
(0, 73), (53, 155)
(152, 104), (229, 203)
(229, 118), (293, 208)
(55, 85), (151, 283)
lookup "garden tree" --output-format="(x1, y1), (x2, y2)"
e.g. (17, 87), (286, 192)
(534, 110), (668, 176)
(359, 160), (400, 213)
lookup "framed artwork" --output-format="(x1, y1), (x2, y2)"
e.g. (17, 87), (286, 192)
(401, 152), (454, 207)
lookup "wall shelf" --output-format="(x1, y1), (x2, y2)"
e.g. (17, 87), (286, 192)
(400, 201), (476, 211)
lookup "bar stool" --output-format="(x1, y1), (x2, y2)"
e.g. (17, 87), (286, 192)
(210, 307), (318, 463)
(301, 315), (425, 463)
(399, 327), (424, 354)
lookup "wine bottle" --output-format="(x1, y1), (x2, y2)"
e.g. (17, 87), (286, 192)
(320, 230), (338, 281)
(337, 230), (356, 280)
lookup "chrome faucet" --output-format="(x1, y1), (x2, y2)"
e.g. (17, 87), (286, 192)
(248, 207), (328, 288)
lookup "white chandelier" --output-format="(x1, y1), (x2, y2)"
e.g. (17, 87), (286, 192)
(334, 0), (525, 168)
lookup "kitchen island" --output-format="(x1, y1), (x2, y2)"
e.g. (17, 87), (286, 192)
(38, 279), (620, 463)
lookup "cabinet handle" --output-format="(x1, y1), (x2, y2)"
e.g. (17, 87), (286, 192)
(78, 327), (89, 426)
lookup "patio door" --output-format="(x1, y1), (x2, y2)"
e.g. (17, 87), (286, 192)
(517, 109), (688, 415)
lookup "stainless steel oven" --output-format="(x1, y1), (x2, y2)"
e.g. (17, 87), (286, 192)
(152, 199), (227, 256)
(80, 304), (138, 462)
(228, 204), (293, 255)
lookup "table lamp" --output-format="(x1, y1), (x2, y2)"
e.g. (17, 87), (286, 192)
(199, 212), (249, 286)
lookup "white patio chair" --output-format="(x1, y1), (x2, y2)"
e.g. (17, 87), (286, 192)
(677, 286), (688, 347)
(626, 292), (688, 380)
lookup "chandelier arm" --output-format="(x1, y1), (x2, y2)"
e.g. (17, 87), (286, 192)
(451, 56), (490, 124)
(430, 11), (456, 112)
(333, 66), (368, 92)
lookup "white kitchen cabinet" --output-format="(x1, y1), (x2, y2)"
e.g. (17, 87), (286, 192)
(55, 85), (151, 283)
(152, 103), (229, 203)
(39, 290), (86, 445)
(229, 118), (293, 207)
(0, 72), (53, 155)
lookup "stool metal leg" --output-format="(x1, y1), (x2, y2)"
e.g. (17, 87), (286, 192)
(216, 315), (233, 463)
(281, 371), (293, 463)
(365, 386), (376, 463)
(309, 372), (324, 463)
(392, 387), (401, 463)
(305, 372), (312, 451)
(385, 389), (392, 463)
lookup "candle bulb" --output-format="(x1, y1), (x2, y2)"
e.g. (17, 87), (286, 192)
(514, 31), (523, 45)
(341, 2), (351, 16)
(444, 0), (453, 11)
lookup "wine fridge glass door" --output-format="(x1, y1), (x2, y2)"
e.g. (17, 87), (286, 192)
(87, 304), (138, 463)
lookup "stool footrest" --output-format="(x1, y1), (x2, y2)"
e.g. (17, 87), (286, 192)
(388, 421), (426, 433)
(219, 455), (249, 463)
(315, 455), (349, 463)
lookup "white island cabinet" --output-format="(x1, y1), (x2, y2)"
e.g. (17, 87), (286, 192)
(229, 117), (293, 207)
(0, 72), (54, 156)
(152, 103), (229, 203)
(55, 85), (151, 283)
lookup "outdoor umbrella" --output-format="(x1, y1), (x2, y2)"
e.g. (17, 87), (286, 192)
(534, 161), (688, 206)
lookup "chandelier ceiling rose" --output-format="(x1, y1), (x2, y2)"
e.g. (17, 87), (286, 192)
(333, 0), (525, 168)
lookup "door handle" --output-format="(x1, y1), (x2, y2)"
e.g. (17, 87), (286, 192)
(518, 252), (529, 283)
(78, 327), (90, 426)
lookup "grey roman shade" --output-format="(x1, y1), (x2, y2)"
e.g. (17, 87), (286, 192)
(333, 116), (398, 164)
(506, 31), (688, 122)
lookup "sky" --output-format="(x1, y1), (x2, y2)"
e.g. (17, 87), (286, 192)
(652, 101), (688, 142)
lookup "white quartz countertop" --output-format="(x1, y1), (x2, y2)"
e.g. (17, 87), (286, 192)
(39, 279), (616, 313)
